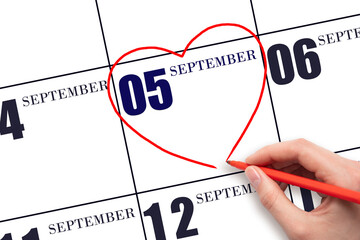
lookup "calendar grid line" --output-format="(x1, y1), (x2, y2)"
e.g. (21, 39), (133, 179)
(249, 0), (294, 203)
(112, 35), (255, 65)
(0, 141), (357, 224)
(1, 12), (359, 91)
(249, 0), (282, 143)
(250, 0), (306, 209)
(258, 12), (360, 38)
(335, 146), (360, 154)
(0, 35), (254, 90)
(1, 3), (359, 239)
(264, 75), (281, 143)
(94, 1), (148, 239)
(0, 170), (246, 224)
(136, 170), (245, 195)
(1, 4), (358, 229)
(0, 193), (135, 224)
(0, 65), (109, 90)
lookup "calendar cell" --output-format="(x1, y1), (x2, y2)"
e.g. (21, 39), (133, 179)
(139, 173), (289, 239)
(0, 1), (108, 87)
(252, 0), (359, 34)
(0, 69), (134, 220)
(96, 0), (258, 63)
(2, 1), (360, 239)
(261, 16), (360, 152)
(109, 36), (278, 191)
(0, 196), (144, 240)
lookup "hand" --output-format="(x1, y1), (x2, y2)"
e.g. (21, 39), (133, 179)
(245, 139), (360, 240)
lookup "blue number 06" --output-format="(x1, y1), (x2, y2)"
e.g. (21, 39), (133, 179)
(119, 68), (173, 116)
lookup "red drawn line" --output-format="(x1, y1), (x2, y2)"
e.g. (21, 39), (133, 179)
(225, 30), (267, 161)
(107, 23), (267, 169)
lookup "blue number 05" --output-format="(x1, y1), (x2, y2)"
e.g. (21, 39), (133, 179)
(119, 68), (173, 116)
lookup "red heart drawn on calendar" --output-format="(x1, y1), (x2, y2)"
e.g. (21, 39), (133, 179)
(107, 23), (267, 169)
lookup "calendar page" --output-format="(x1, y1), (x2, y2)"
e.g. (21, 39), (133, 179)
(1, 1), (359, 239)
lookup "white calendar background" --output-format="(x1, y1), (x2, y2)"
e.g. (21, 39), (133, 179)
(0, 1), (359, 239)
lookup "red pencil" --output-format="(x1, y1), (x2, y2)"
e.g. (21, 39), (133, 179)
(227, 160), (360, 205)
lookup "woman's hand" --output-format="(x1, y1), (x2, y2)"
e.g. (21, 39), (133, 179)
(245, 139), (360, 240)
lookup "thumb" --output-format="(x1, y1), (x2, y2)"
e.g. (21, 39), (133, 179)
(245, 166), (306, 232)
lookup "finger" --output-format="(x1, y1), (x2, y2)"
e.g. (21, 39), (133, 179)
(245, 166), (306, 233)
(273, 163), (301, 173)
(317, 192), (327, 198)
(271, 161), (295, 169)
(274, 181), (288, 191)
(279, 182), (288, 191)
(246, 139), (341, 182)
(291, 166), (316, 180)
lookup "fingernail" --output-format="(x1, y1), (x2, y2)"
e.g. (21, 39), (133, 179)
(245, 167), (261, 190)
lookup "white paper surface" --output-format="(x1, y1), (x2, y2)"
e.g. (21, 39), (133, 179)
(1, 1), (359, 239)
